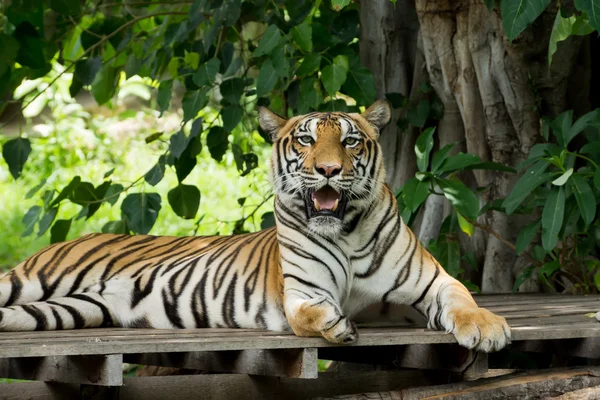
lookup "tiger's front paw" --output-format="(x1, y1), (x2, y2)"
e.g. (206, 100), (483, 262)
(449, 307), (511, 352)
(322, 318), (358, 344)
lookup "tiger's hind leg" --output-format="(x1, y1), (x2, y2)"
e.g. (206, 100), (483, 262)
(0, 293), (118, 331)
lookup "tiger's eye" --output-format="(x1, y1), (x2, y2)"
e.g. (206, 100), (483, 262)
(297, 136), (315, 146)
(343, 137), (359, 147)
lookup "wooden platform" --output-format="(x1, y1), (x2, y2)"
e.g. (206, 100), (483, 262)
(0, 294), (599, 399)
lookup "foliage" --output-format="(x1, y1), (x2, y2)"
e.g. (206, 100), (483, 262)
(0, 62), (271, 269)
(0, 0), (373, 241)
(504, 110), (600, 293)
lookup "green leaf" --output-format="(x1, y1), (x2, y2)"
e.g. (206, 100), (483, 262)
(437, 178), (480, 220)
(462, 162), (516, 173)
(74, 57), (101, 86)
(145, 157), (166, 186)
(121, 193), (162, 235)
(261, 211), (276, 229)
(22, 205), (42, 237)
(50, 176), (81, 208)
(342, 60), (376, 106)
(567, 109), (600, 146)
(595, 168), (600, 189)
(513, 266), (535, 292)
(539, 260), (561, 278)
(182, 88), (208, 122)
(570, 174), (596, 225)
(501, 0), (551, 41)
(541, 187), (565, 251)
(50, 219), (72, 243)
(157, 80), (173, 116)
(516, 220), (541, 254)
(104, 168), (115, 179)
(550, 110), (573, 148)
(221, 105), (243, 132)
(220, 77), (245, 105)
(575, 0), (600, 32)
(169, 130), (187, 159)
(401, 177), (430, 212)
(0, 34), (20, 65)
(184, 51), (200, 69)
(407, 99), (430, 128)
(168, 184), (201, 219)
(548, 11), (594, 66)
(254, 25), (281, 57)
(145, 132), (163, 144)
(503, 160), (552, 215)
(207, 127), (229, 162)
(457, 212), (475, 237)
(437, 153), (482, 173)
(256, 60), (278, 97)
(91, 66), (119, 105)
(25, 178), (47, 199)
(2, 137), (31, 180)
(551, 167), (573, 186)
(38, 207), (58, 237)
(331, 0), (351, 10)
(193, 58), (221, 87)
(431, 143), (457, 173)
(296, 54), (321, 76)
(298, 77), (324, 111)
(291, 21), (312, 52)
(321, 55), (349, 96)
(414, 127), (436, 172)
(102, 220), (128, 234)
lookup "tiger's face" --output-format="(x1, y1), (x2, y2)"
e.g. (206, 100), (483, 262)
(259, 101), (392, 237)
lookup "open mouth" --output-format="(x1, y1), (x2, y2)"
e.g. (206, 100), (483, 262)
(305, 185), (346, 219)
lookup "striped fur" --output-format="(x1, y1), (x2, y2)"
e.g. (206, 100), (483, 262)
(0, 101), (510, 352)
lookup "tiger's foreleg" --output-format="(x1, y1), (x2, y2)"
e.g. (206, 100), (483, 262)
(385, 245), (511, 352)
(284, 293), (358, 344)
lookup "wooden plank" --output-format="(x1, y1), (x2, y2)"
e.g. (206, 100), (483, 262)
(0, 382), (79, 400)
(0, 370), (444, 400)
(0, 322), (597, 358)
(0, 354), (123, 386)
(124, 348), (318, 379)
(315, 366), (600, 400)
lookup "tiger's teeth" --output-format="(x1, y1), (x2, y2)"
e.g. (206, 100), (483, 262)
(313, 198), (321, 211)
(332, 199), (339, 212)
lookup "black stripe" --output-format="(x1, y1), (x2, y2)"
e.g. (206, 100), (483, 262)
(21, 304), (47, 330)
(411, 265), (440, 309)
(223, 273), (240, 328)
(282, 273), (335, 300)
(50, 307), (64, 330)
(4, 273), (23, 307)
(70, 294), (114, 327)
(47, 301), (85, 329)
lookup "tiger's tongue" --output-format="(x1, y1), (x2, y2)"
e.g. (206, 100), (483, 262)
(312, 186), (340, 210)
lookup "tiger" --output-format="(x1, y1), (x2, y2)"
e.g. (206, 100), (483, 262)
(0, 100), (510, 352)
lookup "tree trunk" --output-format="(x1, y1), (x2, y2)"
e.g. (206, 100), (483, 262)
(360, 0), (591, 292)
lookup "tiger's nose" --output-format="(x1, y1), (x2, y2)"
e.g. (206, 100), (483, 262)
(316, 163), (342, 178)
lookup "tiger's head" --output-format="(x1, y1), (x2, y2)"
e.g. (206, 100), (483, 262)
(259, 100), (392, 237)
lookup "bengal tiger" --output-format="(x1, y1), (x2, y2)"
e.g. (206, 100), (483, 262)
(0, 100), (510, 352)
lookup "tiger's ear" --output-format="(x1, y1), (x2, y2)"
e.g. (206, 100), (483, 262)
(259, 107), (287, 140)
(361, 100), (392, 131)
